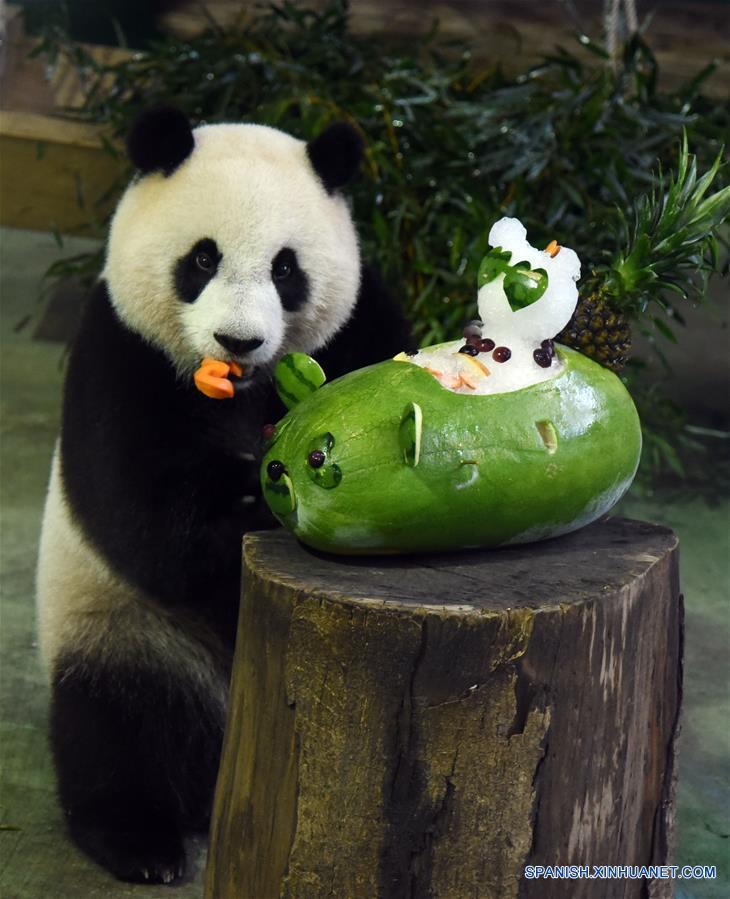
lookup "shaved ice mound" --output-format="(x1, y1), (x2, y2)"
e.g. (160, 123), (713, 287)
(402, 339), (566, 395)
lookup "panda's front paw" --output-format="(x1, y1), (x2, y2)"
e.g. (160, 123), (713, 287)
(69, 816), (187, 884)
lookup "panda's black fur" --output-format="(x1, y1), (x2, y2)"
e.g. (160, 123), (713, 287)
(40, 109), (413, 884)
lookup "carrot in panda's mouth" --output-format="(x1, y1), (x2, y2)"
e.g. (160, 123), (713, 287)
(194, 358), (247, 399)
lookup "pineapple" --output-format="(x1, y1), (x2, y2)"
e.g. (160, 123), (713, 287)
(557, 288), (631, 373)
(560, 134), (730, 373)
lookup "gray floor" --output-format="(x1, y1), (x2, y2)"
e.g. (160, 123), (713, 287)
(1, 227), (728, 897)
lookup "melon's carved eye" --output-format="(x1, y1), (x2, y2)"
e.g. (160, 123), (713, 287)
(196, 252), (214, 272)
(267, 460), (286, 481)
(308, 450), (326, 469)
(305, 433), (341, 488)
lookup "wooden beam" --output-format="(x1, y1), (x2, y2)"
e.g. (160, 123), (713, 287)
(0, 111), (122, 235)
(0, 6), (128, 234)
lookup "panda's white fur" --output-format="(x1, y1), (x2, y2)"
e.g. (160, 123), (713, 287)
(37, 448), (228, 713)
(36, 109), (412, 885)
(105, 124), (360, 375)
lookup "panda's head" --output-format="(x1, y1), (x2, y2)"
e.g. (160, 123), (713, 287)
(104, 107), (364, 381)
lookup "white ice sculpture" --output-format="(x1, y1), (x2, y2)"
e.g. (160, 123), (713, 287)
(404, 217), (583, 396)
(477, 217), (581, 360)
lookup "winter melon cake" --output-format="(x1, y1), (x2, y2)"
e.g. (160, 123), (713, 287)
(196, 217), (642, 555)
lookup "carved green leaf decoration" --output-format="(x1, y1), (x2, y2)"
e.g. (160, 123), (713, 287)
(478, 247), (513, 286)
(478, 246), (549, 312)
(505, 261), (549, 310)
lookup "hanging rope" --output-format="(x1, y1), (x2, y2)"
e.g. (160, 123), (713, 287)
(604, 0), (639, 68)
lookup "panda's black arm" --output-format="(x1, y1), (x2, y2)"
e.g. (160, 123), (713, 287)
(60, 282), (274, 639)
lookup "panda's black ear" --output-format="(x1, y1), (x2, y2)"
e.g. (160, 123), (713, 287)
(306, 122), (363, 193)
(126, 106), (195, 176)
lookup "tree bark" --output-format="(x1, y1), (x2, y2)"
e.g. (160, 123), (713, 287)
(205, 517), (682, 899)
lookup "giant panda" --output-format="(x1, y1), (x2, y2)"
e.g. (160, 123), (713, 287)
(36, 106), (412, 884)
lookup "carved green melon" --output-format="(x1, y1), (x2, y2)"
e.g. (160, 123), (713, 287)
(260, 346), (641, 555)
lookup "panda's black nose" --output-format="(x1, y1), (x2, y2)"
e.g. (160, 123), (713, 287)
(214, 333), (264, 355)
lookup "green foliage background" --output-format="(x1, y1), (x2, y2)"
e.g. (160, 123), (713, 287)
(37, 0), (729, 484)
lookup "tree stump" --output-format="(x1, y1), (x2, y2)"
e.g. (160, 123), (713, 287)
(205, 517), (682, 899)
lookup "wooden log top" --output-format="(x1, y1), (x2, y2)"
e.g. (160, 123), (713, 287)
(244, 516), (677, 614)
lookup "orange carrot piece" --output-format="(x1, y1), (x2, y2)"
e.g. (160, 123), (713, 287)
(194, 358), (235, 399)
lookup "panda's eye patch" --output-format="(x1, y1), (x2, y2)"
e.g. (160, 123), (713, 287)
(175, 238), (221, 303)
(272, 249), (295, 281)
(271, 247), (309, 312)
(273, 259), (291, 281)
